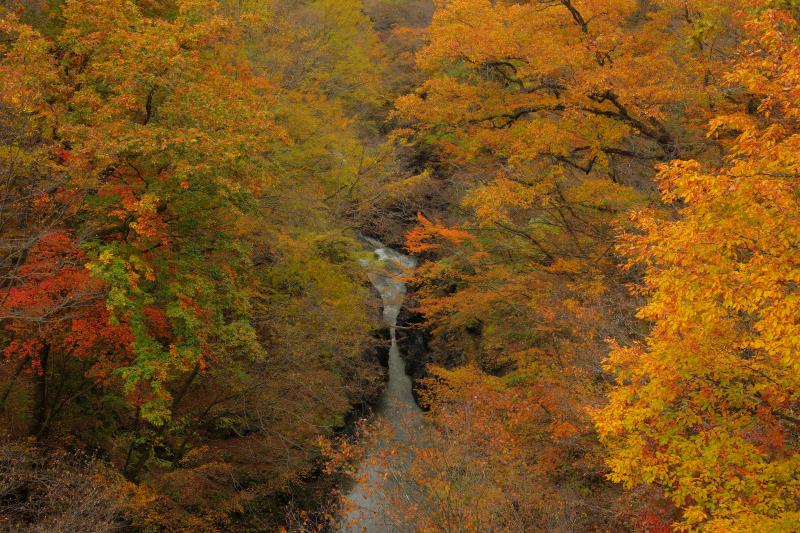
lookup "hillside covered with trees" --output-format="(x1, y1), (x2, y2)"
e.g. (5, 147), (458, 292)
(0, 0), (797, 531)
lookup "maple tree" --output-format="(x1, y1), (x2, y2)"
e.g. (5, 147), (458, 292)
(1, 231), (135, 437)
(597, 4), (800, 529)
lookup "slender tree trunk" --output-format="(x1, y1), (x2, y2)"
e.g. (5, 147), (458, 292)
(0, 356), (29, 410)
(123, 407), (141, 478)
(127, 363), (201, 481)
(30, 344), (49, 438)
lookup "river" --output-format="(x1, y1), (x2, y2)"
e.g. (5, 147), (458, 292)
(339, 237), (425, 532)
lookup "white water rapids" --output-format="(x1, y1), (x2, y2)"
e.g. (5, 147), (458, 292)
(339, 237), (425, 532)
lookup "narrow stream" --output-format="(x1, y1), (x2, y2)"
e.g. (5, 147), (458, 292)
(339, 237), (425, 532)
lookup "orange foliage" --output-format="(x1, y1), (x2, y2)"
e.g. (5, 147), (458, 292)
(597, 6), (800, 529)
(405, 213), (473, 253)
(393, 0), (749, 528)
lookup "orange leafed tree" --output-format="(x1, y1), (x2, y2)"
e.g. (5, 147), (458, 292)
(393, 0), (746, 528)
(596, 5), (800, 530)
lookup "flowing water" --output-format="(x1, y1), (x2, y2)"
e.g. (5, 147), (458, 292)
(339, 237), (425, 532)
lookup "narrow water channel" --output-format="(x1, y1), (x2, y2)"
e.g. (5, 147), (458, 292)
(339, 237), (425, 532)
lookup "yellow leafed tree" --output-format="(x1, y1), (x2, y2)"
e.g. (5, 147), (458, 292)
(596, 5), (800, 530)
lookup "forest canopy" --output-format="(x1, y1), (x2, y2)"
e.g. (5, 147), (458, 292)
(0, 0), (797, 531)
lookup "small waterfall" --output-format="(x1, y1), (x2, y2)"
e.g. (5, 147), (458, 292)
(339, 237), (424, 532)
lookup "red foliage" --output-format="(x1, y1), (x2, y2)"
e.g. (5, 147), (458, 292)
(142, 306), (171, 341)
(3, 231), (97, 316)
(2, 231), (134, 379)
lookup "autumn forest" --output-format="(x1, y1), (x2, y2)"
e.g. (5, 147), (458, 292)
(0, 0), (798, 531)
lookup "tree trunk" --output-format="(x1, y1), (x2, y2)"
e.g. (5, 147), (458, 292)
(30, 344), (49, 438)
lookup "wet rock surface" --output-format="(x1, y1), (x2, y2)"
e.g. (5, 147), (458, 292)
(370, 327), (392, 369)
(394, 306), (431, 409)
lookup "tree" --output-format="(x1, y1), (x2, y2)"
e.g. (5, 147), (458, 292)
(392, 0), (746, 527)
(1, 231), (134, 437)
(0, 0), (289, 426)
(596, 4), (800, 529)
